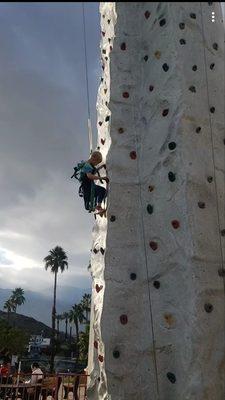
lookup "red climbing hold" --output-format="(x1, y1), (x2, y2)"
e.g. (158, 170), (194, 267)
(98, 355), (104, 363)
(171, 220), (180, 229)
(118, 127), (124, 134)
(162, 109), (169, 117)
(101, 139), (105, 145)
(123, 92), (129, 98)
(130, 151), (137, 160)
(96, 284), (103, 293)
(145, 10), (151, 19)
(120, 42), (126, 51)
(120, 315), (128, 325)
(149, 241), (158, 251)
(149, 85), (154, 92)
(94, 341), (98, 349)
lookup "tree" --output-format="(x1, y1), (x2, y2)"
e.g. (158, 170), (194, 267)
(78, 324), (90, 364)
(62, 312), (69, 339)
(68, 304), (86, 361)
(3, 299), (16, 322)
(11, 288), (26, 313)
(0, 320), (28, 356)
(44, 246), (68, 372)
(80, 293), (91, 323)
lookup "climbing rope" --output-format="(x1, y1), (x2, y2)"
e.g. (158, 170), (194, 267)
(82, 2), (93, 154)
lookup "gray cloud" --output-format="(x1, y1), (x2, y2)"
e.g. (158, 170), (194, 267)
(0, 2), (100, 292)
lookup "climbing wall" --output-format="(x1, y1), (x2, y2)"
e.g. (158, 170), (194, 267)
(87, 2), (225, 399)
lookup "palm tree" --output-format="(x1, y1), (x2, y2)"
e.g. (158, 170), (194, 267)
(80, 293), (91, 323)
(3, 299), (16, 322)
(68, 304), (86, 361)
(43, 246), (68, 372)
(62, 312), (69, 339)
(11, 288), (26, 313)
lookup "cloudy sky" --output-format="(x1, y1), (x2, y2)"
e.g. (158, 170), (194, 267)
(0, 3), (224, 295)
(0, 2), (100, 292)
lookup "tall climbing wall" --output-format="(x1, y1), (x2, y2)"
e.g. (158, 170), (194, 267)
(87, 2), (225, 399)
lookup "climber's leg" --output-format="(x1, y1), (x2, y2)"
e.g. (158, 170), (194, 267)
(94, 185), (106, 212)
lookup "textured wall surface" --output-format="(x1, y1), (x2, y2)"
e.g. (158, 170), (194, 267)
(87, 3), (225, 399)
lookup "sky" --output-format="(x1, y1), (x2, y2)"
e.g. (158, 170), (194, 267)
(0, 2), (224, 295)
(0, 2), (100, 292)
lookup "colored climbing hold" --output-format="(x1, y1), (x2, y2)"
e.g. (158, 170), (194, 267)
(210, 63), (215, 70)
(168, 172), (176, 182)
(167, 373), (176, 384)
(149, 241), (158, 251)
(107, 19), (110, 24)
(154, 51), (161, 59)
(162, 109), (169, 117)
(100, 247), (105, 255)
(221, 229), (225, 237)
(101, 138), (106, 145)
(94, 341), (98, 349)
(98, 355), (104, 363)
(179, 22), (185, 29)
(144, 10), (151, 19)
(130, 273), (137, 281)
(204, 303), (213, 313)
(99, 121), (103, 126)
(101, 31), (105, 36)
(123, 92), (129, 98)
(118, 127), (124, 134)
(192, 65), (197, 71)
(149, 85), (154, 92)
(120, 42), (126, 51)
(153, 281), (160, 289)
(207, 176), (213, 183)
(113, 350), (120, 359)
(168, 142), (176, 150)
(180, 39), (186, 45)
(110, 46), (112, 51)
(159, 18), (166, 26)
(120, 315), (128, 325)
(198, 202), (205, 209)
(147, 204), (154, 214)
(162, 63), (169, 71)
(105, 115), (110, 122)
(171, 220), (180, 229)
(210, 107), (215, 113)
(190, 13), (196, 19)
(105, 56), (108, 60)
(189, 86), (196, 93)
(102, 49), (106, 55)
(95, 284), (103, 293)
(196, 127), (201, 133)
(213, 43), (218, 50)
(93, 248), (98, 254)
(104, 89), (107, 94)
(110, 215), (116, 222)
(218, 268), (225, 277)
(130, 151), (137, 160)
(148, 185), (155, 192)
(144, 55), (149, 62)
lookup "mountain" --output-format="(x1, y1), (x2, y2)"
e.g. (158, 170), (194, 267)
(0, 286), (91, 327)
(0, 310), (52, 337)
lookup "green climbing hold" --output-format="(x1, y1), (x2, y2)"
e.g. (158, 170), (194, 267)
(147, 204), (154, 214)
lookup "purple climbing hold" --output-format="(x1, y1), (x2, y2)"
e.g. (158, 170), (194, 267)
(123, 92), (130, 98)
(145, 11), (151, 19)
(130, 151), (137, 160)
(204, 303), (213, 313)
(198, 202), (205, 209)
(149, 241), (158, 251)
(120, 315), (128, 325)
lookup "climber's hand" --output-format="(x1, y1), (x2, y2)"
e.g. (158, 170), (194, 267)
(102, 177), (109, 183)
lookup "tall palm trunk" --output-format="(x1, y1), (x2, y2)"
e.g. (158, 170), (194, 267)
(50, 270), (57, 372)
(65, 317), (68, 339)
(75, 320), (79, 362)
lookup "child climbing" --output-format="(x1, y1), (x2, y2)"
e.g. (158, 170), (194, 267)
(72, 151), (108, 214)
